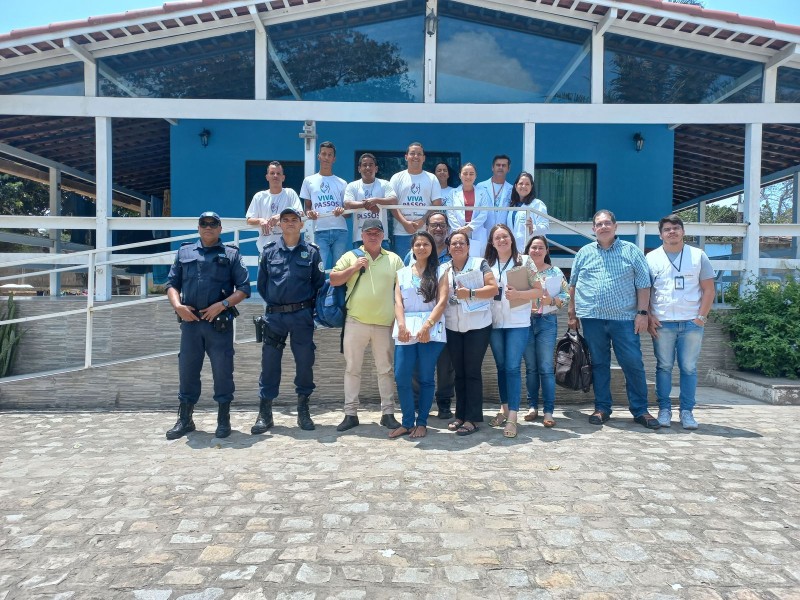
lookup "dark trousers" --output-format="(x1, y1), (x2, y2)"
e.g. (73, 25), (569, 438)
(447, 325), (492, 423)
(178, 320), (235, 405)
(259, 309), (316, 401)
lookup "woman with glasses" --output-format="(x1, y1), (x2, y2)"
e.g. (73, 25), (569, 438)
(441, 231), (498, 435)
(485, 224), (542, 438)
(391, 231), (449, 439)
(447, 163), (491, 257)
(507, 171), (549, 253)
(522, 235), (569, 428)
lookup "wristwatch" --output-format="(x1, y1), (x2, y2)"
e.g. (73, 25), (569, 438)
(426, 319), (435, 328)
(636, 310), (648, 316)
(696, 315), (707, 323)
(469, 289), (475, 300)
(222, 299), (230, 308)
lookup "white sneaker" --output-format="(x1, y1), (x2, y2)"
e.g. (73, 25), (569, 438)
(657, 408), (672, 428)
(680, 410), (699, 430)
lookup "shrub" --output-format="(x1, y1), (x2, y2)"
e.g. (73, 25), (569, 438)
(719, 277), (800, 379)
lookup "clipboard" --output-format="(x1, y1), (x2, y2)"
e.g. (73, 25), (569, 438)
(506, 267), (533, 309)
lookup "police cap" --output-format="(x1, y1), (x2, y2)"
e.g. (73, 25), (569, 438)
(198, 211), (221, 225)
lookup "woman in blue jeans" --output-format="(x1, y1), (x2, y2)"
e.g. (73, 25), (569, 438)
(522, 236), (570, 427)
(392, 231), (449, 439)
(485, 224), (542, 438)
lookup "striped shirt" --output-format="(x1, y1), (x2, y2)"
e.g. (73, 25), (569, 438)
(569, 238), (650, 320)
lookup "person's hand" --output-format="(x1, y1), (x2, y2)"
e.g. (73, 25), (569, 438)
(175, 304), (199, 322)
(567, 314), (580, 331)
(333, 206), (345, 217)
(505, 284), (520, 301)
(634, 313), (648, 335)
(363, 199), (379, 213)
(417, 323), (431, 343)
(354, 256), (369, 272)
(397, 324), (411, 343)
(307, 209), (318, 220)
(692, 318), (706, 327)
(200, 302), (226, 322)
(455, 283), (470, 300)
(402, 219), (417, 234)
(526, 216), (533, 234)
(648, 315), (661, 338)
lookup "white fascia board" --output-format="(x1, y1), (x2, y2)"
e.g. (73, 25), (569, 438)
(1, 94), (798, 124)
(0, 53), (78, 75)
(453, 0), (595, 30)
(258, 0), (401, 26)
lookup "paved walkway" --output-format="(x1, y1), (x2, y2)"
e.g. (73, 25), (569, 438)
(1, 388), (799, 600)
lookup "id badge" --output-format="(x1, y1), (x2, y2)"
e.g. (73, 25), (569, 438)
(674, 275), (685, 290)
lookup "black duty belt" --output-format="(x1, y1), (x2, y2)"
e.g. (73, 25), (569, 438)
(265, 299), (314, 314)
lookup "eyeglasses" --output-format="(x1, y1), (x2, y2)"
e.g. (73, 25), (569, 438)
(199, 221), (219, 228)
(428, 223), (447, 229)
(594, 221), (615, 229)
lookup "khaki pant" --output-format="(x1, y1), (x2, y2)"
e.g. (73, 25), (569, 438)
(343, 317), (396, 416)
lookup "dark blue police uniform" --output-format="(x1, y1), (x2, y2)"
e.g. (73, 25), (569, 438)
(166, 239), (251, 405)
(257, 236), (324, 404)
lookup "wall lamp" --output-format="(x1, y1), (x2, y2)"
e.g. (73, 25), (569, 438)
(199, 128), (211, 148)
(425, 8), (438, 36)
(633, 132), (645, 152)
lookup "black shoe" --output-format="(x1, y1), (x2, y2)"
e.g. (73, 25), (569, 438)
(379, 414), (401, 430)
(337, 415), (360, 432)
(214, 402), (232, 438)
(251, 398), (274, 435)
(436, 409), (454, 420)
(588, 410), (610, 425)
(634, 414), (661, 430)
(166, 402), (195, 440)
(297, 395), (315, 431)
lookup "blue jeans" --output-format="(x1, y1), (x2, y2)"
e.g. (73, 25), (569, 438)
(652, 320), (705, 412)
(524, 314), (558, 414)
(395, 341), (445, 429)
(581, 318), (649, 417)
(489, 326), (530, 412)
(393, 235), (411, 260)
(315, 228), (349, 272)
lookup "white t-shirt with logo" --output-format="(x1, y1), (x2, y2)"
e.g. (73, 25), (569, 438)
(245, 187), (303, 253)
(300, 173), (348, 231)
(344, 178), (394, 244)
(388, 170), (442, 236)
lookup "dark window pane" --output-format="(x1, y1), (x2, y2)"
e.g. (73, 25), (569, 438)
(0, 62), (83, 96)
(534, 165), (595, 221)
(99, 31), (255, 99)
(267, 0), (424, 102)
(244, 160), (304, 212)
(604, 33), (762, 104)
(437, 1), (590, 103)
(777, 67), (800, 103)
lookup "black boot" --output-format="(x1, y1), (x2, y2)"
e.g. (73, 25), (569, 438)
(215, 402), (232, 438)
(337, 415), (359, 432)
(297, 395), (315, 431)
(166, 402), (195, 440)
(251, 398), (274, 434)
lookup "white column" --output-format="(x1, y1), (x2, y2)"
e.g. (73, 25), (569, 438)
(250, 6), (268, 100)
(523, 122), (536, 172)
(793, 172), (799, 260)
(95, 117), (113, 301)
(698, 200), (706, 251)
(741, 123), (762, 294)
(423, 0), (438, 103)
(300, 120), (317, 242)
(48, 167), (62, 296)
(590, 9), (616, 104)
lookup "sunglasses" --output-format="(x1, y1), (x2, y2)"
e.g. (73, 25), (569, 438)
(199, 221), (220, 228)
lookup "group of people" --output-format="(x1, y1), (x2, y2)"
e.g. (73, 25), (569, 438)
(163, 141), (715, 440)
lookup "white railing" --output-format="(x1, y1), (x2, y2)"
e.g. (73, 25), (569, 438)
(1, 209), (798, 381)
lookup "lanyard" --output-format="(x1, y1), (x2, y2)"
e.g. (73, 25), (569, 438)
(497, 257), (513, 281)
(491, 182), (504, 207)
(667, 247), (684, 273)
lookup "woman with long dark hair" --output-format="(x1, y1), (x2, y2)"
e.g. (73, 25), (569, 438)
(507, 171), (549, 253)
(391, 230), (449, 438)
(522, 235), (569, 427)
(434, 161), (455, 205)
(485, 224), (542, 438)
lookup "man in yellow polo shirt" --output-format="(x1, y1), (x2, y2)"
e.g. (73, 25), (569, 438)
(330, 219), (404, 431)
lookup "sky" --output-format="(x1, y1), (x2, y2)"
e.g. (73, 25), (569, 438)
(1, 0), (798, 34)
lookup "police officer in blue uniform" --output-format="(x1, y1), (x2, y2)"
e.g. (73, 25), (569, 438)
(165, 211), (251, 440)
(251, 207), (324, 434)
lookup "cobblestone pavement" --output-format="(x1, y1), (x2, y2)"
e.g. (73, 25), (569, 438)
(1, 389), (799, 600)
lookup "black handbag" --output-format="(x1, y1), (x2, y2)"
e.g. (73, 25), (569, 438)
(554, 328), (593, 392)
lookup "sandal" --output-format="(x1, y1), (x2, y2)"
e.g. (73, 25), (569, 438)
(489, 412), (508, 427)
(542, 413), (556, 428)
(524, 408), (539, 422)
(588, 410), (610, 425)
(447, 419), (465, 432)
(503, 421), (518, 438)
(456, 422), (478, 436)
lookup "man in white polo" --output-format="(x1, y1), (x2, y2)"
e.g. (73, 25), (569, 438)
(647, 214), (715, 430)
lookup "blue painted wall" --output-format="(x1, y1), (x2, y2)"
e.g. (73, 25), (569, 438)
(171, 120), (673, 255)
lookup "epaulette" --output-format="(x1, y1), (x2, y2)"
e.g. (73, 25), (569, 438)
(224, 243), (240, 250)
(306, 241), (320, 250)
(264, 240), (277, 248)
(180, 241), (194, 246)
